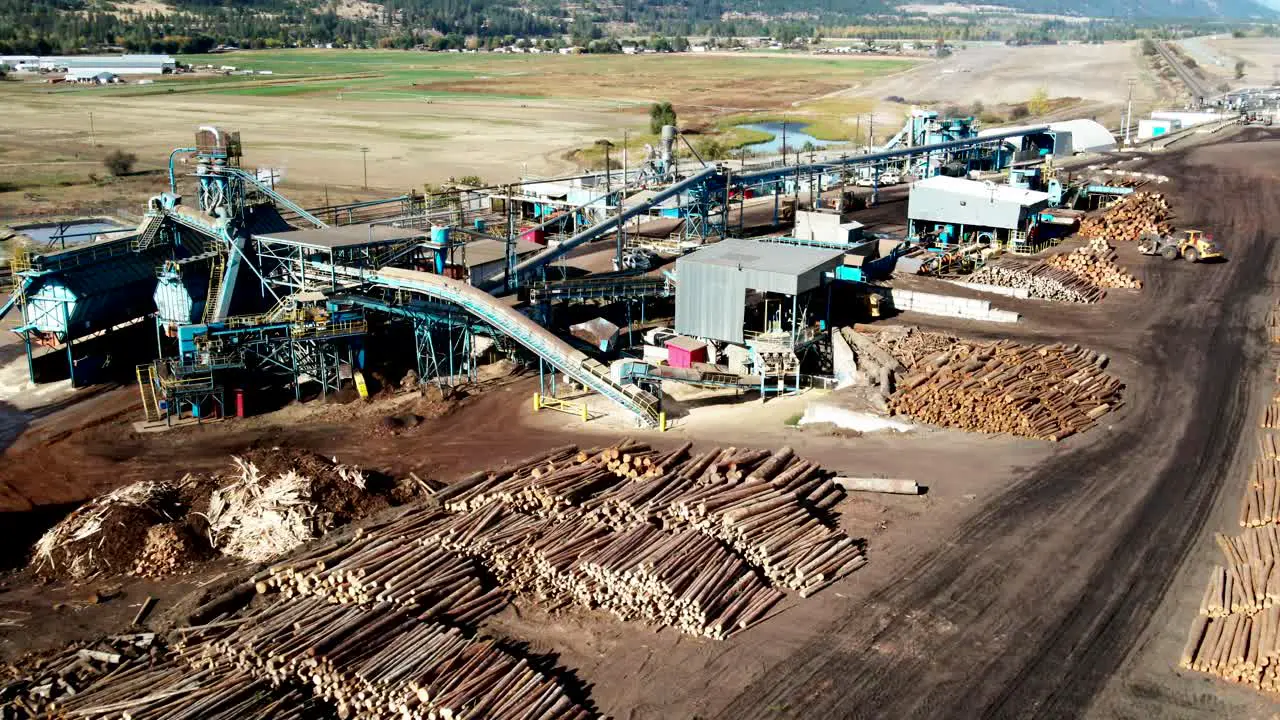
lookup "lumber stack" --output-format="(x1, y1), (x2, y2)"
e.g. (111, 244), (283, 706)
(1201, 529), (1280, 616)
(1044, 237), (1142, 290)
(889, 339), (1123, 441)
(1265, 401), (1280, 429)
(966, 259), (1105, 303)
(1268, 305), (1280, 343)
(1239, 458), (1280, 529)
(1078, 191), (1173, 242)
(178, 597), (595, 720)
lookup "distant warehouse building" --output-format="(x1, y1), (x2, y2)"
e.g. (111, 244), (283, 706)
(1, 54), (175, 75)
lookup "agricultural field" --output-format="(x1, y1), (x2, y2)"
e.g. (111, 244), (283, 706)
(0, 49), (916, 215)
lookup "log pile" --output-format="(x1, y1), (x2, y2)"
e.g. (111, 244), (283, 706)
(889, 340), (1123, 441)
(864, 326), (960, 370)
(572, 526), (785, 638)
(1044, 238), (1142, 290)
(1078, 192), (1173, 242)
(177, 597), (596, 720)
(1240, 458), (1280, 529)
(1268, 305), (1280, 343)
(966, 259), (1105, 303)
(1264, 401), (1280, 429)
(1199, 529), (1280, 616)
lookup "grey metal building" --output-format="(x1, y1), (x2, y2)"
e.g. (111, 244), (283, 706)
(674, 238), (843, 343)
(907, 175), (1050, 240)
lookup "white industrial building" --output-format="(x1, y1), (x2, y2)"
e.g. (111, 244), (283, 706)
(1, 54), (175, 75)
(978, 119), (1117, 154)
(907, 175), (1051, 245)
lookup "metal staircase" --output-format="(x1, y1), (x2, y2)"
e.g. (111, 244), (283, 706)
(226, 167), (328, 229)
(203, 254), (225, 325)
(136, 364), (161, 422)
(130, 214), (164, 251)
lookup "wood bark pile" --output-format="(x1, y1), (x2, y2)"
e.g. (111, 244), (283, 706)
(1078, 192), (1173, 242)
(966, 259), (1105, 303)
(1044, 237), (1142, 290)
(889, 339), (1122, 440)
(175, 597), (595, 720)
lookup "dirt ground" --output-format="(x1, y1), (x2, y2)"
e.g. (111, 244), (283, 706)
(3, 129), (1279, 718)
(1203, 36), (1280, 88)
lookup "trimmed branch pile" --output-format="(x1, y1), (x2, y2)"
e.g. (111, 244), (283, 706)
(1078, 191), (1173, 242)
(177, 598), (595, 720)
(1240, 458), (1280, 529)
(1, 633), (161, 718)
(207, 456), (367, 563)
(31, 481), (179, 580)
(966, 258), (1105, 303)
(1045, 237), (1142, 290)
(889, 340), (1123, 441)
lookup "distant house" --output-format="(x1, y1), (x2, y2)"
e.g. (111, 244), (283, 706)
(67, 71), (120, 84)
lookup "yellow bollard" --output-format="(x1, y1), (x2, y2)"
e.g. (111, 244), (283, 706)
(532, 393), (541, 411)
(659, 411), (667, 432)
(582, 403), (589, 422)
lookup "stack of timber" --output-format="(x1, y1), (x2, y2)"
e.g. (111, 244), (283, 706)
(254, 529), (507, 624)
(1261, 434), (1280, 462)
(1179, 609), (1280, 691)
(177, 597), (596, 720)
(1268, 304), (1280, 343)
(1265, 400), (1280, 429)
(572, 525), (785, 638)
(1044, 238), (1142, 290)
(966, 259), (1105, 303)
(889, 339), (1122, 441)
(1199, 529), (1280, 616)
(1, 633), (162, 718)
(1240, 457), (1280, 529)
(1078, 192), (1173, 242)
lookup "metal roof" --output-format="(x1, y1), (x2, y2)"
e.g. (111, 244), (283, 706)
(678, 237), (845, 291)
(911, 175), (1050, 206)
(254, 223), (428, 250)
(462, 238), (543, 267)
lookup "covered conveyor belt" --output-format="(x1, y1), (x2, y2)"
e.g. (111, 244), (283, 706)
(339, 264), (662, 426)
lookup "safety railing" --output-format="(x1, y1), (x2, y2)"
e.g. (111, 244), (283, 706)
(290, 318), (367, 340)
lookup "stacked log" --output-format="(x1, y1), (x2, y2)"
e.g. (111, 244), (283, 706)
(1044, 238), (1142, 290)
(1264, 401), (1280, 429)
(178, 597), (596, 720)
(1261, 434), (1280, 461)
(1, 633), (161, 718)
(1078, 192), (1173, 242)
(572, 526), (785, 638)
(1202, 529), (1280, 616)
(1240, 458), (1280, 529)
(1268, 305), (1280, 343)
(889, 339), (1123, 440)
(966, 259), (1105, 303)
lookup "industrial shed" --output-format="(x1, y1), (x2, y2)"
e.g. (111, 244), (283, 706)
(908, 175), (1050, 240)
(978, 119), (1117, 154)
(674, 238), (843, 344)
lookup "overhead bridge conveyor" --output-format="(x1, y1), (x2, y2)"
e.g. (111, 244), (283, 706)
(332, 264), (662, 427)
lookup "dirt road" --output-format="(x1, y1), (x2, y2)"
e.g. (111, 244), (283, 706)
(714, 129), (1280, 718)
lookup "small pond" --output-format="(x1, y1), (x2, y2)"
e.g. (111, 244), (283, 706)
(738, 122), (844, 154)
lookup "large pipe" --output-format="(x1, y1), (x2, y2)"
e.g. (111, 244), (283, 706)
(832, 477), (921, 495)
(168, 147), (198, 194)
(486, 166), (720, 289)
(737, 126), (1049, 184)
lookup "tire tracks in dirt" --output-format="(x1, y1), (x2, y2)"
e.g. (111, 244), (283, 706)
(716, 132), (1280, 719)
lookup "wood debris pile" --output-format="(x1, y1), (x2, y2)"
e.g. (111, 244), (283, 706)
(1044, 237), (1142, 290)
(865, 326), (960, 370)
(133, 523), (206, 578)
(966, 258), (1105, 303)
(176, 597), (595, 720)
(1078, 191), (1173, 242)
(30, 481), (179, 581)
(0, 633), (160, 718)
(206, 456), (367, 563)
(889, 340), (1123, 441)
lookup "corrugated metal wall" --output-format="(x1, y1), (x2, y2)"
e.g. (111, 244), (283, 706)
(675, 260), (747, 344)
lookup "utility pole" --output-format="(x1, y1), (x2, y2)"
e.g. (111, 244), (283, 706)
(781, 119), (787, 164)
(1124, 78), (1136, 146)
(89, 111), (95, 146)
(360, 146), (369, 189)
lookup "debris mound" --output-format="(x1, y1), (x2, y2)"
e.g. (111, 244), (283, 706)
(967, 258), (1105, 303)
(206, 454), (369, 563)
(1078, 191), (1172, 242)
(1045, 237), (1142, 290)
(889, 339), (1123, 440)
(30, 481), (179, 581)
(132, 522), (207, 578)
